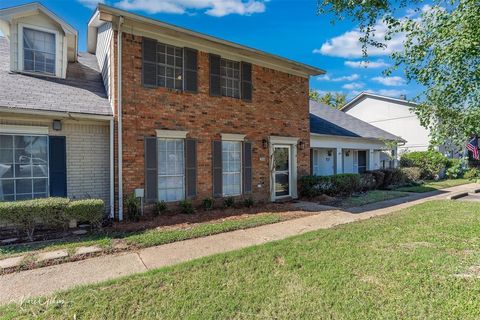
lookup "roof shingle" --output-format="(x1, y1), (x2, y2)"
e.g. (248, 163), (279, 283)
(0, 36), (112, 116)
(310, 100), (404, 141)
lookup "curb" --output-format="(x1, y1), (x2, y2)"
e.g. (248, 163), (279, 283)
(448, 192), (469, 200)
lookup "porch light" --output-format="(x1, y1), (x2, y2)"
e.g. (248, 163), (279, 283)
(327, 150), (332, 157)
(262, 138), (268, 149)
(346, 150), (350, 157)
(52, 120), (62, 131)
(299, 141), (305, 150)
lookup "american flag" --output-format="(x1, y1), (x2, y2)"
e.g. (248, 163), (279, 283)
(467, 136), (479, 160)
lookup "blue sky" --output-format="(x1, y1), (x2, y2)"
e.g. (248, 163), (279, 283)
(1, 0), (422, 101)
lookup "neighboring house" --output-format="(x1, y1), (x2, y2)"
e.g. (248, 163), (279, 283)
(341, 92), (430, 155)
(310, 101), (405, 175)
(0, 4), (113, 217)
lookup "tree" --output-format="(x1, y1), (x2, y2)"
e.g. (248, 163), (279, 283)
(317, 0), (480, 151)
(309, 90), (347, 109)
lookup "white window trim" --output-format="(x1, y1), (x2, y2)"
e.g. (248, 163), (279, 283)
(222, 140), (243, 197)
(18, 23), (61, 78)
(269, 136), (299, 145)
(157, 137), (185, 202)
(0, 125), (48, 135)
(156, 129), (188, 139)
(221, 133), (245, 142)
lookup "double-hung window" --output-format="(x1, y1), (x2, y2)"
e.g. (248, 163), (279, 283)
(0, 135), (48, 201)
(157, 138), (185, 202)
(23, 28), (56, 75)
(220, 59), (241, 99)
(156, 43), (183, 90)
(222, 141), (242, 196)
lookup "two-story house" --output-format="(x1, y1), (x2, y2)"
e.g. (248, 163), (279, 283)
(0, 2), (324, 221)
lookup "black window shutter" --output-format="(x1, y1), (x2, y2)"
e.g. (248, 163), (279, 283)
(142, 37), (157, 87)
(49, 136), (67, 197)
(145, 137), (158, 202)
(209, 54), (222, 96)
(243, 141), (253, 194)
(184, 48), (198, 93)
(310, 148), (313, 175)
(241, 62), (252, 102)
(212, 140), (223, 197)
(185, 139), (197, 198)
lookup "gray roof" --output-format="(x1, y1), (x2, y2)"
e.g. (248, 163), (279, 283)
(0, 36), (112, 116)
(310, 100), (404, 142)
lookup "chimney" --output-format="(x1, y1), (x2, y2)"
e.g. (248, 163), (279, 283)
(399, 94), (407, 100)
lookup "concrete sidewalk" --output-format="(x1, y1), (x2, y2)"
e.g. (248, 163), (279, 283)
(0, 183), (478, 305)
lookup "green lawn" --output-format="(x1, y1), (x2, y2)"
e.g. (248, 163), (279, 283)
(340, 190), (410, 208)
(396, 178), (471, 193)
(3, 200), (480, 319)
(0, 214), (286, 260)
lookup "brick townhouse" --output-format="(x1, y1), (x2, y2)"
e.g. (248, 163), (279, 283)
(0, 2), (324, 221)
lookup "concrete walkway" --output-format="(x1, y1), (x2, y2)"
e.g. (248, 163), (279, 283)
(0, 183), (478, 305)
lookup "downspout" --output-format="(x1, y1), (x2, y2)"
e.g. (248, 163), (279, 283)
(117, 16), (124, 221)
(109, 118), (114, 218)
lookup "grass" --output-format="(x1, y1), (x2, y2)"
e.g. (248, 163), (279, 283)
(340, 190), (410, 208)
(396, 178), (471, 193)
(0, 214), (286, 260)
(3, 200), (480, 319)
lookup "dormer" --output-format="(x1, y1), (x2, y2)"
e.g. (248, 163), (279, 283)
(0, 2), (77, 78)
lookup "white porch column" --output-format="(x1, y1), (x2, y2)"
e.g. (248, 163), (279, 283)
(335, 148), (343, 174)
(369, 149), (375, 170)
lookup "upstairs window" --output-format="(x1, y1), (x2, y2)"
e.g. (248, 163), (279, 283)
(156, 43), (183, 90)
(23, 28), (55, 75)
(220, 59), (240, 99)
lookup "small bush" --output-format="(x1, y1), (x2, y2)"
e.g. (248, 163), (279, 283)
(125, 193), (141, 222)
(464, 168), (479, 180)
(66, 199), (105, 229)
(359, 172), (376, 191)
(400, 151), (448, 179)
(445, 158), (465, 179)
(153, 201), (167, 216)
(366, 170), (385, 189)
(179, 200), (195, 214)
(202, 198), (215, 211)
(299, 174), (361, 198)
(381, 168), (407, 188)
(0, 197), (70, 241)
(400, 167), (422, 183)
(223, 197), (235, 208)
(243, 197), (254, 208)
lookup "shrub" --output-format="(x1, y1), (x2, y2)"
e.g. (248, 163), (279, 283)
(445, 158), (465, 179)
(400, 151), (448, 179)
(153, 201), (167, 216)
(179, 200), (195, 214)
(125, 193), (141, 222)
(243, 197), (254, 208)
(366, 170), (385, 189)
(299, 174), (361, 198)
(202, 198), (215, 211)
(381, 168), (407, 188)
(400, 167), (422, 183)
(66, 199), (105, 229)
(0, 197), (70, 241)
(359, 172), (376, 191)
(223, 197), (235, 208)
(464, 168), (479, 180)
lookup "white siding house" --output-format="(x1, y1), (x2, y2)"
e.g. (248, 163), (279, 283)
(341, 93), (430, 154)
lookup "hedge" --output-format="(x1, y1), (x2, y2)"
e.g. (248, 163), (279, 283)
(400, 151), (448, 179)
(299, 174), (361, 198)
(0, 197), (105, 241)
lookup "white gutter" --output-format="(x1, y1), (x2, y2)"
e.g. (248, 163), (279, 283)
(109, 118), (114, 218)
(0, 107), (113, 120)
(117, 16), (124, 221)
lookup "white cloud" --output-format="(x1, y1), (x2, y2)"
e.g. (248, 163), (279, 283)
(344, 59), (390, 69)
(342, 82), (364, 90)
(371, 76), (406, 86)
(114, 0), (267, 16)
(317, 73), (360, 82)
(78, 0), (105, 9)
(313, 20), (405, 58)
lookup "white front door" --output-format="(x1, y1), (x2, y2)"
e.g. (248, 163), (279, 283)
(273, 145), (291, 199)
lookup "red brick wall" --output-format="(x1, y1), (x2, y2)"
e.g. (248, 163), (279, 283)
(115, 32), (310, 210)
